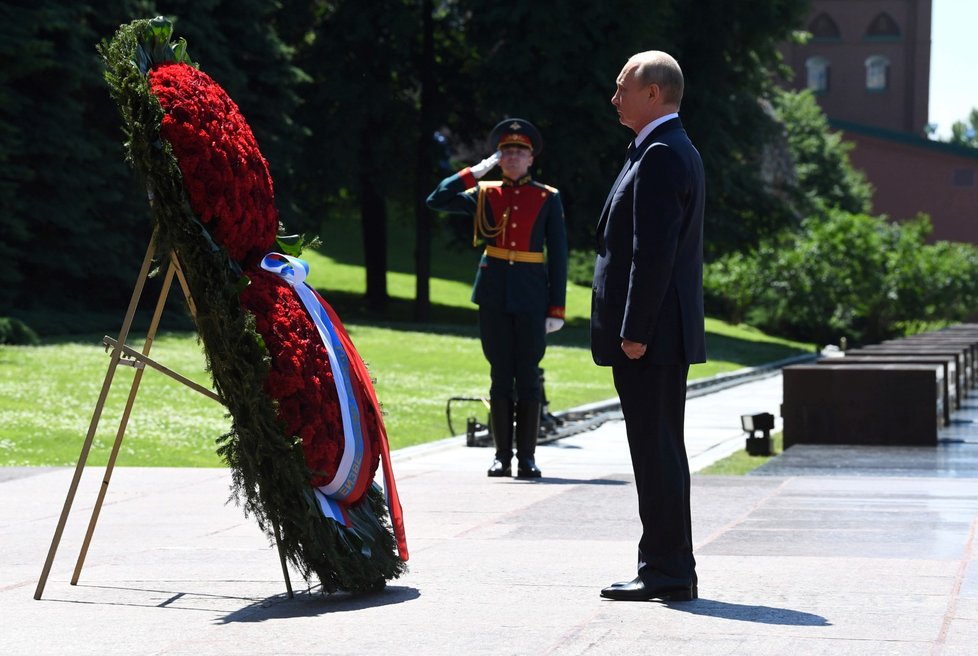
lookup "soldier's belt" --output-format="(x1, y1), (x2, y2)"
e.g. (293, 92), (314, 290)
(484, 245), (545, 265)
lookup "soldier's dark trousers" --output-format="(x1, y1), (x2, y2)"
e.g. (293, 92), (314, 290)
(478, 307), (546, 402)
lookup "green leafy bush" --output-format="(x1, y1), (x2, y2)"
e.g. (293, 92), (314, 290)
(0, 317), (40, 345)
(770, 89), (873, 218)
(705, 211), (978, 345)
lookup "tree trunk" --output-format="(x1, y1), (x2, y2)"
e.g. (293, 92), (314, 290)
(360, 133), (388, 312)
(413, 0), (435, 322)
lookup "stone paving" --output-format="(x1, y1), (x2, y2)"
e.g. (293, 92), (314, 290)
(2, 373), (977, 655)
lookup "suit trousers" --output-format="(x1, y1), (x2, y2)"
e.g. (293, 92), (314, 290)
(612, 361), (696, 581)
(478, 307), (546, 402)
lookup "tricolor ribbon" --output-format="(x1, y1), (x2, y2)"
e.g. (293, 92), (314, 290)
(261, 253), (408, 561)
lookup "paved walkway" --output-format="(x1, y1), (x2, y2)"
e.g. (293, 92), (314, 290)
(2, 373), (977, 655)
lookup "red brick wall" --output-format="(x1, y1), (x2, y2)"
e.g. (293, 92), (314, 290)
(843, 130), (978, 244)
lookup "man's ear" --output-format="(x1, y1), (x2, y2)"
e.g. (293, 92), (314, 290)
(648, 83), (660, 101)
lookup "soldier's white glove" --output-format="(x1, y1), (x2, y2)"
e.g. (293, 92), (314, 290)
(545, 318), (564, 334)
(469, 151), (500, 179)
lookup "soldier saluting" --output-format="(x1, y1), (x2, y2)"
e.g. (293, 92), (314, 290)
(427, 119), (568, 478)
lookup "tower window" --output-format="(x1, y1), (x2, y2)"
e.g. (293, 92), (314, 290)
(865, 55), (890, 91)
(806, 56), (830, 93)
(809, 13), (841, 40)
(866, 12), (901, 39)
(952, 169), (975, 188)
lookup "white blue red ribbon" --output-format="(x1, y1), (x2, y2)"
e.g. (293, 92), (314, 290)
(260, 252), (365, 525)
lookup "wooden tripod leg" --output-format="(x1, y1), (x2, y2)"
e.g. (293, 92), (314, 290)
(34, 235), (158, 600)
(70, 261), (178, 585)
(170, 252), (198, 319)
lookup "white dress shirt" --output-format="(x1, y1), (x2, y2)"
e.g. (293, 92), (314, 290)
(633, 112), (679, 148)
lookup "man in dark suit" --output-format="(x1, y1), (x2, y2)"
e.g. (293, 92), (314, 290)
(591, 51), (706, 602)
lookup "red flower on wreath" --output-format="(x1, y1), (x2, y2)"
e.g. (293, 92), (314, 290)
(148, 60), (383, 502)
(240, 268), (381, 489)
(149, 63), (278, 266)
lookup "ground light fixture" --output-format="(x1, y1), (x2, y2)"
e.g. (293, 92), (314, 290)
(741, 412), (775, 456)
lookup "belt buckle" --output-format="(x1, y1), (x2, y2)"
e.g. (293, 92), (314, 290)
(508, 249), (516, 265)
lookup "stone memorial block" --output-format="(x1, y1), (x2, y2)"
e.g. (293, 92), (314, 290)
(782, 364), (943, 447)
(817, 355), (954, 425)
(851, 346), (968, 398)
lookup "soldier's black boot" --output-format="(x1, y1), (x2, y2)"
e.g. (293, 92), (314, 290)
(515, 400), (542, 478)
(488, 398), (514, 477)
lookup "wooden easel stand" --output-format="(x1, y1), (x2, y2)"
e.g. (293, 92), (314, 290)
(34, 233), (293, 600)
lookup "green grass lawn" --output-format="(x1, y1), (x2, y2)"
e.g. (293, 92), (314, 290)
(698, 431), (784, 475)
(0, 320), (810, 467)
(1, 217), (813, 467)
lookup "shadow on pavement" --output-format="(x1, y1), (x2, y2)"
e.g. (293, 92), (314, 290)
(518, 477), (629, 486)
(218, 585), (421, 623)
(664, 598), (831, 626)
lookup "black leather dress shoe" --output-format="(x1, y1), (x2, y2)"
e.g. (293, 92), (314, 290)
(600, 575), (697, 602)
(604, 571), (698, 589)
(516, 459), (541, 478)
(487, 459), (511, 477)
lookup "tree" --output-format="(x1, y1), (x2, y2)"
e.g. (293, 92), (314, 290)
(431, 0), (812, 257)
(0, 1), (156, 326)
(0, 1), (306, 332)
(2, 0), (825, 330)
(770, 88), (872, 218)
(948, 108), (978, 148)
(669, 0), (812, 256)
(413, 0), (436, 321)
(291, 0), (424, 312)
(437, 0), (673, 249)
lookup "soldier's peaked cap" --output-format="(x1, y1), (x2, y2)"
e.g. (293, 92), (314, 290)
(489, 118), (542, 156)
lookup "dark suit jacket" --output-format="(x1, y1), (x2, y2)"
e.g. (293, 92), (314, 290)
(591, 117), (706, 367)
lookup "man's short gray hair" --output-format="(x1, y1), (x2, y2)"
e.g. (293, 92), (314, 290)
(629, 51), (684, 107)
